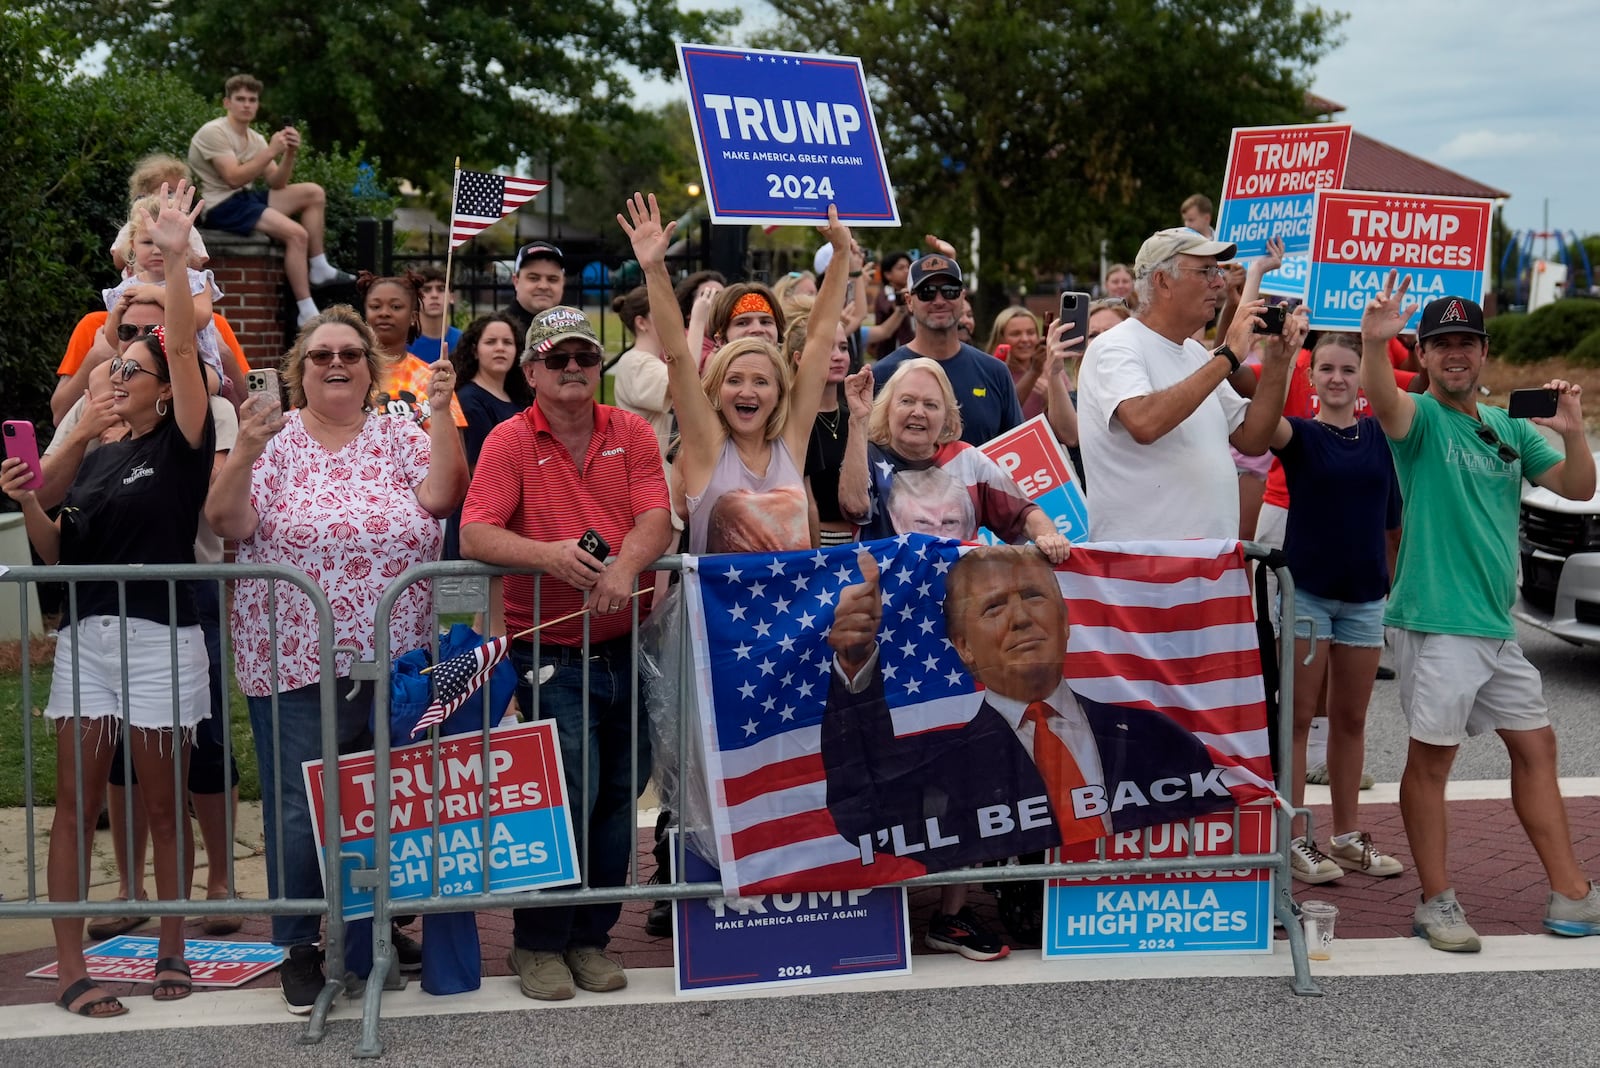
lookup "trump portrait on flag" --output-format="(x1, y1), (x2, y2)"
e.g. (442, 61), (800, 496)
(822, 546), (1223, 870)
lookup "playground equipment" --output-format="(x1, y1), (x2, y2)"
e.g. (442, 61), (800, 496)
(1501, 229), (1594, 306)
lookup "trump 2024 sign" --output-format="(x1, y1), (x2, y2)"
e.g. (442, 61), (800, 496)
(677, 44), (900, 228)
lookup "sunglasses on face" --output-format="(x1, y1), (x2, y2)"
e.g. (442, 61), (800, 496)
(914, 283), (964, 302)
(108, 356), (168, 383)
(1475, 423), (1519, 464)
(116, 322), (160, 342)
(306, 347), (369, 367)
(537, 348), (603, 371)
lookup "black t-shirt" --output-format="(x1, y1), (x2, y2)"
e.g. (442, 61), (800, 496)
(59, 412), (216, 626)
(804, 404), (851, 523)
(456, 381), (526, 466)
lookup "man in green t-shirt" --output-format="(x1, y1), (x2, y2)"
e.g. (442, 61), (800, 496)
(1360, 275), (1599, 953)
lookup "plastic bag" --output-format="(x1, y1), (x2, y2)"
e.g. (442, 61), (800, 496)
(638, 582), (720, 868)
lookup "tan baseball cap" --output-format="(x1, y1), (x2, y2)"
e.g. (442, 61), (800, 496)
(1133, 227), (1237, 276)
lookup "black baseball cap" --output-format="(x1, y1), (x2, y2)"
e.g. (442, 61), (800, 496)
(514, 240), (564, 273)
(1417, 296), (1487, 340)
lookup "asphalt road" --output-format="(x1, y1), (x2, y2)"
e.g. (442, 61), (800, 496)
(1356, 619), (1600, 783)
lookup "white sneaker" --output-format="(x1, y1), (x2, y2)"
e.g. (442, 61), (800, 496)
(1328, 831), (1404, 877)
(1414, 889), (1481, 952)
(1290, 836), (1343, 884)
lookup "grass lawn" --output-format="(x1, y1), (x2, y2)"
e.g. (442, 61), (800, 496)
(0, 650), (261, 808)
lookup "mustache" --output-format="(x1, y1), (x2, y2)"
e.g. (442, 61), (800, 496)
(558, 372), (589, 385)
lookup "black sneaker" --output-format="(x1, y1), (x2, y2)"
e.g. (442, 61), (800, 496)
(645, 899), (672, 938)
(925, 907), (1010, 961)
(281, 944), (325, 1015)
(1375, 664), (1396, 680)
(391, 923), (423, 972)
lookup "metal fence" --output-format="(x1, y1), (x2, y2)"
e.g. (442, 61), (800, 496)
(0, 547), (1316, 1058)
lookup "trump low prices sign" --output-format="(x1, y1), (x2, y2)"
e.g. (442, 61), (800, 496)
(1306, 190), (1493, 332)
(304, 722), (579, 921)
(1043, 805), (1273, 959)
(978, 415), (1089, 544)
(677, 43), (899, 228)
(1216, 124), (1352, 261)
(29, 937), (285, 988)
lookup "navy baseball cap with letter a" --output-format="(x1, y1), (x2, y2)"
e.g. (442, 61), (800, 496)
(1417, 296), (1488, 340)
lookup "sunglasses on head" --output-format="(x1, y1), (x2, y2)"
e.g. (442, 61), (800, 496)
(108, 356), (168, 383)
(914, 283), (963, 302)
(306, 347), (369, 367)
(1475, 423), (1519, 464)
(537, 348), (603, 371)
(116, 322), (160, 342)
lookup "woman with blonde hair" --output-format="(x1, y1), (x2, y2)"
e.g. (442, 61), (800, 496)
(620, 193), (851, 555)
(985, 305), (1080, 447)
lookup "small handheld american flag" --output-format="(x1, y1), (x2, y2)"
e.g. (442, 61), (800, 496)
(450, 169), (548, 249)
(411, 635), (511, 738)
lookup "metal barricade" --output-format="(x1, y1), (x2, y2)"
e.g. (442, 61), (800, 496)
(0, 562), (355, 1043)
(348, 544), (1315, 1056)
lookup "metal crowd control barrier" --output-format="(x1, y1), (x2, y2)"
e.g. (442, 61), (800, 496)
(0, 563), (354, 1044)
(351, 545), (1315, 1057)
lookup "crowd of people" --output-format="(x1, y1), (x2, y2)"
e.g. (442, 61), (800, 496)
(9, 72), (1599, 1019)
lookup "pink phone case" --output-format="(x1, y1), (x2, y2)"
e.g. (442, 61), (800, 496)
(2, 420), (44, 491)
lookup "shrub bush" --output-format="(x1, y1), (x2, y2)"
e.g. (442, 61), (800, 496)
(1504, 299), (1600, 363)
(1485, 311), (1526, 361)
(1565, 328), (1600, 368)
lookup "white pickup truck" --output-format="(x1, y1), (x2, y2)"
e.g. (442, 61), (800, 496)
(1516, 449), (1600, 646)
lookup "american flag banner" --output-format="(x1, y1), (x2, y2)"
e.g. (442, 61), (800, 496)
(411, 635), (511, 738)
(450, 170), (548, 249)
(684, 535), (1271, 896)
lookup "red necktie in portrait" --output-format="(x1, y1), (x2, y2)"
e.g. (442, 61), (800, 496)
(1024, 701), (1104, 845)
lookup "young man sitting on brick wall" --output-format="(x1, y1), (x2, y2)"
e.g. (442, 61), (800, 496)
(188, 73), (351, 326)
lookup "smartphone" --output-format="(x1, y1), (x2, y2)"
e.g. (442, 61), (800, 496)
(1059, 291), (1090, 343)
(1253, 304), (1287, 336)
(993, 343), (1011, 363)
(578, 529), (610, 561)
(2, 421), (44, 491)
(885, 289), (897, 305)
(1508, 387), (1559, 419)
(247, 368), (282, 416)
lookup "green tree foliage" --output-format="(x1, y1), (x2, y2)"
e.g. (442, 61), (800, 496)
(1502, 299), (1600, 364)
(2, 12), (218, 433)
(42, 0), (738, 191)
(759, 0), (1342, 319)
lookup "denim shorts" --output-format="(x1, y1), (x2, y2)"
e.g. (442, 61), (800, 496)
(1290, 589), (1385, 647)
(202, 188), (270, 234)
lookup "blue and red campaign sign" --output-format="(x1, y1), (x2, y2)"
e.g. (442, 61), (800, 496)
(676, 44), (899, 228)
(29, 937), (286, 988)
(977, 415), (1089, 544)
(1306, 190), (1493, 332)
(1042, 805), (1274, 959)
(670, 835), (911, 995)
(1216, 124), (1352, 261)
(304, 722), (579, 921)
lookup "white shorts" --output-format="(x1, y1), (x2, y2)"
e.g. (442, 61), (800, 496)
(45, 616), (210, 731)
(1389, 628), (1550, 746)
(1255, 502), (1288, 629)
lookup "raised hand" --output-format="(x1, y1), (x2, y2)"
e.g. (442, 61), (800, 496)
(145, 180), (203, 254)
(426, 358), (458, 415)
(617, 192), (677, 270)
(816, 203), (851, 252)
(924, 233), (957, 259)
(1360, 270), (1417, 343)
(234, 393), (287, 455)
(843, 366), (874, 420)
(1536, 379), (1585, 437)
(828, 549), (883, 679)
(1251, 235), (1286, 277)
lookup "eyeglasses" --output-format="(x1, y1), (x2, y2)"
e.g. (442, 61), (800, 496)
(1174, 265), (1228, 282)
(914, 283), (964, 302)
(306, 347), (369, 367)
(108, 356), (168, 383)
(1475, 423), (1519, 464)
(116, 322), (159, 342)
(537, 348), (603, 371)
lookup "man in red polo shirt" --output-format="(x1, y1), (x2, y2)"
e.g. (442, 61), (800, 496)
(460, 305), (671, 1002)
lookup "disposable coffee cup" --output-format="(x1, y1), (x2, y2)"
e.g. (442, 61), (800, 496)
(1301, 900), (1338, 961)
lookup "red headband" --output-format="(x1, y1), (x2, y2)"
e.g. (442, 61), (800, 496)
(731, 292), (774, 320)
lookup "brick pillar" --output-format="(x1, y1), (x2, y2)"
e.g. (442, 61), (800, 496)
(202, 230), (288, 367)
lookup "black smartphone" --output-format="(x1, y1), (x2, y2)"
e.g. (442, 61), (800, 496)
(1059, 291), (1090, 343)
(578, 529), (610, 561)
(1508, 388), (1559, 419)
(1253, 305), (1287, 335)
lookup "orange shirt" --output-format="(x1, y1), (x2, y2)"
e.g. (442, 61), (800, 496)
(58, 311), (249, 378)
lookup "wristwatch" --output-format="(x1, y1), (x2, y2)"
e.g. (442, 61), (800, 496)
(1214, 344), (1240, 374)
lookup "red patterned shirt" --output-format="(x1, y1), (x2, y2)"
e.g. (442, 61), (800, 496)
(231, 410), (442, 695)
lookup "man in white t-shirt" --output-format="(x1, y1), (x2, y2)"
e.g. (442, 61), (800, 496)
(1077, 227), (1291, 540)
(188, 73), (350, 325)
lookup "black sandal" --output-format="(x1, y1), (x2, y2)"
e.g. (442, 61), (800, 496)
(152, 956), (192, 1002)
(57, 976), (128, 1018)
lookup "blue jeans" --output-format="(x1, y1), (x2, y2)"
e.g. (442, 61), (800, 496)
(511, 639), (651, 952)
(248, 680), (374, 947)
